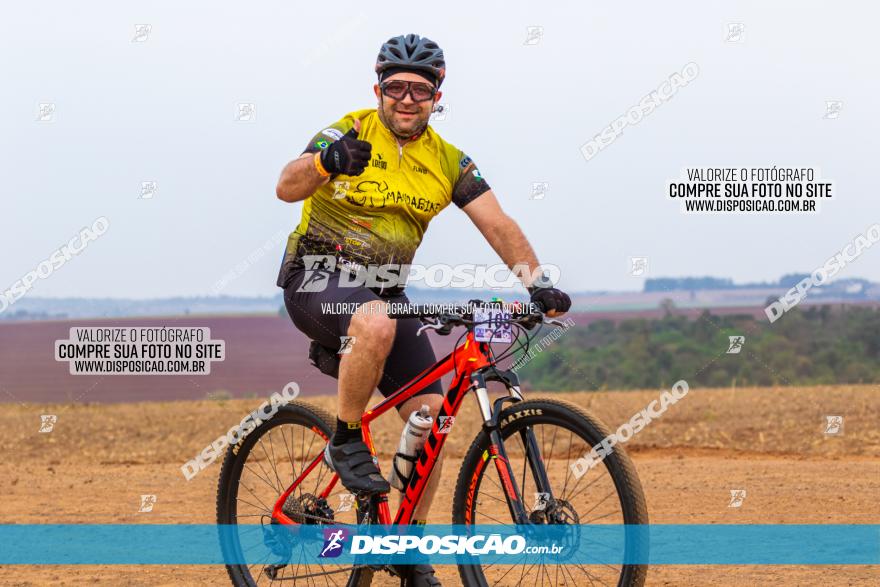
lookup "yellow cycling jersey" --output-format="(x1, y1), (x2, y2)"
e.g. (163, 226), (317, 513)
(276, 108), (490, 288)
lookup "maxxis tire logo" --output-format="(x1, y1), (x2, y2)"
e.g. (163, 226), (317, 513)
(500, 408), (543, 427)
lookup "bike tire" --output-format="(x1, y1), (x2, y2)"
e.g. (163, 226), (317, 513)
(451, 398), (649, 587)
(216, 400), (373, 587)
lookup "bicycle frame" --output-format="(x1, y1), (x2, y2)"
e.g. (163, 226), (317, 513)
(271, 328), (546, 527)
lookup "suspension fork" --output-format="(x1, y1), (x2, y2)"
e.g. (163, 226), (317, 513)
(519, 426), (554, 498)
(471, 372), (533, 525)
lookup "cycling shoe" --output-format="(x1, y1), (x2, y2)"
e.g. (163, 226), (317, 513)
(326, 439), (390, 495)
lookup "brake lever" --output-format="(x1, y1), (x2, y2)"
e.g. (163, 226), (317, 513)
(416, 322), (439, 337)
(520, 313), (565, 330)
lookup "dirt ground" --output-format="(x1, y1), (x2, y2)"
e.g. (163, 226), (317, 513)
(1, 384), (878, 586)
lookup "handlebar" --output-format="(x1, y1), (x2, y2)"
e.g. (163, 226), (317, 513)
(385, 299), (566, 336)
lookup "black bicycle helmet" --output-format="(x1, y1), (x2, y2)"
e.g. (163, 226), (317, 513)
(375, 34), (446, 87)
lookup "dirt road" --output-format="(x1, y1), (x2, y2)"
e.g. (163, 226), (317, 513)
(1, 385), (877, 586)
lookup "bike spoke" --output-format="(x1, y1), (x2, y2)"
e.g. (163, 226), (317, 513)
(579, 488), (617, 519)
(266, 430), (285, 492)
(573, 561), (613, 586)
(465, 410), (641, 587)
(490, 551), (530, 584)
(238, 483), (274, 513)
(561, 562), (588, 587)
(223, 394), (643, 586)
(311, 449), (330, 494)
(585, 509), (620, 523)
(279, 425), (298, 489)
(314, 555), (340, 587)
(292, 559), (302, 585)
(481, 469), (508, 495)
(247, 550), (273, 583)
(254, 440), (283, 493)
(303, 427), (318, 491)
(474, 509), (513, 526)
(559, 430), (573, 497)
(475, 488), (508, 506)
(222, 415), (363, 586)
(235, 496), (269, 515)
(243, 463), (282, 495)
(515, 561), (537, 586)
(563, 468), (606, 505)
(545, 425), (558, 470)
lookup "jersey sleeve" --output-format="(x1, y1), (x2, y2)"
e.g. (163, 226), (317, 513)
(451, 152), (491, 208)
(301, 120), (354, 155)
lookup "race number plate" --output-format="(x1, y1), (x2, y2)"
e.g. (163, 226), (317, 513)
(473, 307), (513, 343)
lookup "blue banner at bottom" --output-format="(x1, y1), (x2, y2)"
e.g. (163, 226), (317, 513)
(0, 524), (876, 565)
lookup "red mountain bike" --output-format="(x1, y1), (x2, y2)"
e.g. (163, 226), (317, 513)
(217, 301), (648, 586)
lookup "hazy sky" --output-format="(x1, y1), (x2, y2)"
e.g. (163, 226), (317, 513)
(2, 1), (877, 298)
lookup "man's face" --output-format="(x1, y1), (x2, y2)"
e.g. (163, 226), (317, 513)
(374, 71), (442, 140)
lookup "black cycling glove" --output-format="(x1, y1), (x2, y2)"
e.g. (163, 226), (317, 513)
(529, 286), (572, 314)
(320, 126), (372, 176)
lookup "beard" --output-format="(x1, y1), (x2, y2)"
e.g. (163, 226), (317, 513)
(379, 99), (431, 139)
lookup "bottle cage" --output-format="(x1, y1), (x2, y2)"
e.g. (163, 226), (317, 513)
(392, 451), (420, 488)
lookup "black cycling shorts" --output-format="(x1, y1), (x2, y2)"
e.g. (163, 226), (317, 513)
(282, 267), (443, 400)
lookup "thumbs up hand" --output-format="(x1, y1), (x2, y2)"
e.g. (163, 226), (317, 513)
(320, 119), (373, 176)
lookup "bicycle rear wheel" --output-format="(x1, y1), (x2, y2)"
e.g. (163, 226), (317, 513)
(216, 401), (372, 586)
(452, 398), (648, 587)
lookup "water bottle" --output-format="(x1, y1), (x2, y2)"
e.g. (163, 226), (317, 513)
(388, 405), (433, 491)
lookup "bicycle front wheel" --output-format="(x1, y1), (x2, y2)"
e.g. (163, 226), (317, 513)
(452, 398), (648, 587)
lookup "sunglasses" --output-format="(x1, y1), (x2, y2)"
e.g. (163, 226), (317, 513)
(380, 80), (437, 102)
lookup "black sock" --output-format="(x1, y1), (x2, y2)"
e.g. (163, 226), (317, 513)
(333, 418), (362, 445)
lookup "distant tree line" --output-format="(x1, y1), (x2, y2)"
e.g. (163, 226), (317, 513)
(516, 305), (880, 391)
(644, 274), (875, 293)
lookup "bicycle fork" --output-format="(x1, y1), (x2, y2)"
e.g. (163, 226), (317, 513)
(471, 371), (555, 526)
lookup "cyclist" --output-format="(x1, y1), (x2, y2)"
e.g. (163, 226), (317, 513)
(275, 33), (571, 585)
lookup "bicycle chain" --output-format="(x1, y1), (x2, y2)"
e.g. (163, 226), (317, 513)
(258, 495), (382, 581)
